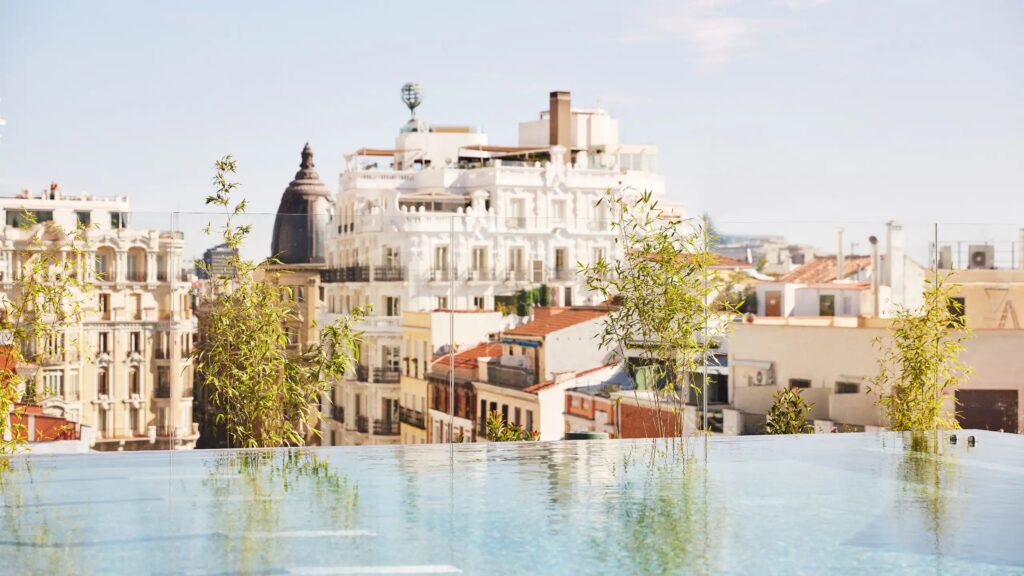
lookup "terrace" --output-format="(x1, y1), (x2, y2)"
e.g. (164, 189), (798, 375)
(1, 431), (1021, 573)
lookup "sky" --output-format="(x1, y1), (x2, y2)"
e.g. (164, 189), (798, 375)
(1, 0), (1022, 261)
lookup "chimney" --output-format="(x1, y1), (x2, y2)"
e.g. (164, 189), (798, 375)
(549, 91), (571, 152)
(837, 229), (845, 282)
(869, 236), (880, 317)
(886, 221), (905, 305)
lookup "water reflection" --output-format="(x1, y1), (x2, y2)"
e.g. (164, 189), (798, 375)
(0, 459), (81, 572)
(202, 450), (360, 573)
(595, 439), (718, 575)
(898, 432), (962, 561)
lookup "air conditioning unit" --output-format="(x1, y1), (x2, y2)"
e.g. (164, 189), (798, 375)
(937, 246), (953, 269)
(968, 245), (995, 270)
(747, 368), (776, 387)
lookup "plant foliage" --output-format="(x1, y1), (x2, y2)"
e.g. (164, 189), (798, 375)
(765, 387), (813, 434)
(869, 276), (971, 431)
(192, 156), (364, 448)
(580, 189), (733, 437)
(484, 410), (538, 442)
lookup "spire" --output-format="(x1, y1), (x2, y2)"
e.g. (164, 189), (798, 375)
(301, 142), (314, 170)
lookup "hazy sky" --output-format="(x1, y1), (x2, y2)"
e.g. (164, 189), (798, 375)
(1, 1), (1022, 259)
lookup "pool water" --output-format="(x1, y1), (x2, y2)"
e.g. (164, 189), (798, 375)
(1, 430), (1023, 575)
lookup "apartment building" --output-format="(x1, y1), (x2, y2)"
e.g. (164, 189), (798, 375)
(0, 184), (196, 450)
(728, 246), (1024, 434)
(318, 86), (672, 444)
(397, 309), (505, 445)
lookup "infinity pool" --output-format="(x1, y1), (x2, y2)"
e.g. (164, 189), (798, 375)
(1, 431), (1022, 575)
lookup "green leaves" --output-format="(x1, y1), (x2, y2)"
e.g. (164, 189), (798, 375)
(765, 388), (813, 435)
(484, 411), (538, 442)
(192, 156), (364, 449)
(869, 275), (972, 431)
(579, 188), (733, 437)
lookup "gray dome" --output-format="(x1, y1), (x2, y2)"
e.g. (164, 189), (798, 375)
(271, 143), (333, 265)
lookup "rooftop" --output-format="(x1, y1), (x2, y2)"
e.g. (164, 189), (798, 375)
(1, 431), (1020, 573)
(503, 307), (609, 338)
(779, 255), (872, 283)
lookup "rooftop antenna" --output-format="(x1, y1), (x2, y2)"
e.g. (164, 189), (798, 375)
(401, 82), (423, 120)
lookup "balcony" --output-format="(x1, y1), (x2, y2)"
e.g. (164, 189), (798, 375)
(506, 269), (529, 282)
(373, 265), (406, 282)
(320, 266), (371, 283)
(400, 407), (425, 429)
(331, 405), (345, 423)
(467, 268), (497, 282)
(355, 365), (401, 383)
(429, 268), (458, 282)
(486, 363), (538, 389)
(549, 268), (575, 282)
(356, 414), (369, 433)
(506, 217), (527, 229)
(373, 419), (400, 435)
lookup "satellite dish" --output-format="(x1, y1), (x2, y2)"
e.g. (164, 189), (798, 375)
(401, 82), (423, 119)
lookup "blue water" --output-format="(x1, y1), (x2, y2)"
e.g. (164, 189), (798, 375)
(1, 431), (1023, 575)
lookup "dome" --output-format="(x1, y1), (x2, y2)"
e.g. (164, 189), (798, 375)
(271, 143), (333, 265)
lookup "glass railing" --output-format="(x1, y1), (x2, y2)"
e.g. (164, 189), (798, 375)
(1, 209), (1022, 456)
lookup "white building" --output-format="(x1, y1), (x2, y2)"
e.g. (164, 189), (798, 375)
(0, 184), (197, 450)
(319, 87), (672, 445)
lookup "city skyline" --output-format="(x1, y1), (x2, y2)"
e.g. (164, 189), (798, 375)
(1, 0), (1021, 249)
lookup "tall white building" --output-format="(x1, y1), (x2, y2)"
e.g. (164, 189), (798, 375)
(0, 184), (197, 450)
(319, 87), (673, 445)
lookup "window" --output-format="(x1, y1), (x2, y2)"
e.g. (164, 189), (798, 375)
(296, 287), (305, 303)
(98, 332), (109, 354)
(789, 378), (811, 389)
(473, 296), (485, 310)
(480, 399), (487, 421)
(6, 210), (54, 227)
(593, 247), (606, 264)
(819, 294), (836, 317)
(526, 410), (534, 432)
(509, 247), (524, 272)
(285, 326), (298, 346)
(472, 247), (487, 273)
(97, 368), (109, 396)
(42, 369), (64, 398)
(437, 296), (448, 310)
(385, 296), (401, 317)
(835, 381), (860, 394)
(948, 297), (966, 327)
(75, 211), (91, 228)
(130, 331), (141, 353)
(514, 407), (521, 426)
(156, 367), (170, 398)
(129, 367), (141, 396)
(551, 199), (566, 222)
(132, 294), (142, 320)
(434, 245), (449, 271)
(156, 254), (167, 281)
(98, 293), (110, 316)
(501, 404), (509, 423)
(111, 212), (129, 229)
(66, 369), (80, 400)
(384, 246), (401, 267)
(383, 345), (401, 372)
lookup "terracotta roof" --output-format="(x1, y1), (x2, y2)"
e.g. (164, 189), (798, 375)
(503, 307), (609, 338)
(524, 363), (618, 394)
(780, 256), (872, 284)
(709, 254), (755, 269)
(431, 342), (502, 371)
